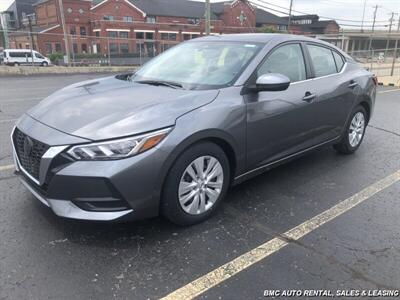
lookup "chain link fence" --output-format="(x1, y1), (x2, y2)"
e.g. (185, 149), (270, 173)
(2, 30), (400, 80)
(350, 48), (400, 77)
(2, 30), (184, 67)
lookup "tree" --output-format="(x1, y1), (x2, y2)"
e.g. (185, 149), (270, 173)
(0, 29), (5, 48)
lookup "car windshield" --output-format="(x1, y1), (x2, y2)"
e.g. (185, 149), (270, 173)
(133, 41), (262, 90)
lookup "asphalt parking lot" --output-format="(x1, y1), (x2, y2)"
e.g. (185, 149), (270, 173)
(0, 74), (399, 300)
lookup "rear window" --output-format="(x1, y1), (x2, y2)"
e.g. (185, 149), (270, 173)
(307, 44), (337, 77)
(332, 51), (345, 72)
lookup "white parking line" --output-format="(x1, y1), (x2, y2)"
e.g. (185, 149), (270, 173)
(378, 89), (400, 94)
(162, 169), (400, 300)
(0, 165), (14, 172)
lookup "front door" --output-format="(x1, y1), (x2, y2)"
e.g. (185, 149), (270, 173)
(245, 43), (322, 170)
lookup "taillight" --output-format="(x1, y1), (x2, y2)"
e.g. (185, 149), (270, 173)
(372, 75), (378, 86)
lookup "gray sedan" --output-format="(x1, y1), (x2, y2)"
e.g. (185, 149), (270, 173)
(11, 34), (376, 225)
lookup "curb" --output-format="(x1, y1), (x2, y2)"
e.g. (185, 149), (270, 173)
(0, 66), (136, 76)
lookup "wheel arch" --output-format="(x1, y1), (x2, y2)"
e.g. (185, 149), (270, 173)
(358, 100), (371, 123)
(156, 129), (239, 200)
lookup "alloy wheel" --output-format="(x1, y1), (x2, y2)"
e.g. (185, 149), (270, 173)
(178, 156), (224, 215)
(349, 112), (365, 147)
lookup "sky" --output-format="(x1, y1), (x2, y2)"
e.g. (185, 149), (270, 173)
(246, 0), (400, 30)
(1, 0), (399, 30)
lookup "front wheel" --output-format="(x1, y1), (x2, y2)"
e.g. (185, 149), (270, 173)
(41, 61), (48, 67)
(333, 105), (367, 154)
(161, 142), (230, 226)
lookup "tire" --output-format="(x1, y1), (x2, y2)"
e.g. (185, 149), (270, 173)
(14, 62), (19, 67)
(333, 105), (367, 154)
(42, 62), (48, 67)
(161, 142), (230, 226)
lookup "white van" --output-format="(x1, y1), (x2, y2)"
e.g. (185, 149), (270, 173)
(3, 49), (51, 66)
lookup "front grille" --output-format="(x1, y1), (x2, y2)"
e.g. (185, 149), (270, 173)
(13, 128), (50, 181)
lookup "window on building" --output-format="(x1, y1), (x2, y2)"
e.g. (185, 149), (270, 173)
(307, 44), (337, 77)
(332, 51), (345, 72)
(188, 18), (200, 25)
(80, 26), (86, 36)
(70, 26), (76, 36)
(119, 31), (129, 39)
(55, 43), (62, 52)
(183, 34), (191, 41)
(258, 43), (306, 82)
(123, 16), (133, 23)
(145, 32), (154, 40)
(45, 43), (52, 54)
(95, 31), (100, 37)
(96, 43), (101, 53)
(160, 32), (177, 41)
(107, 31), (118, 38)
(192, 34), (200, 39)
(146, 16), (156, 23)
(120, 43), (129, 53)
(136, 32), (144, 39)
(109, 43), (119, 54)
(277, 25), (287, 31)
(81, 43), (87, 53)
(73, 43), (78, 54)
(103, 15), (114, 21)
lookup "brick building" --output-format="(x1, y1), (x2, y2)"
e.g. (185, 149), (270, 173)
(283, 14), (340, 35)
(9, 0), (92, 55)
(9, 0), (289, 56)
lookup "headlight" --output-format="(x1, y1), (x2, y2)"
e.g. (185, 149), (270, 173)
(67, 128), (171, 160)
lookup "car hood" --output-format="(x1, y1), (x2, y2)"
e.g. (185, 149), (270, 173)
(27, 75), (219, 140)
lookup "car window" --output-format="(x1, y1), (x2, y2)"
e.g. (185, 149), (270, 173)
(332, 51), (344, 72)
(35, 53), (44, 59)
(258, 43), (306, 83)
(307, 44), (337, 77)
(133, 42), (262, 89)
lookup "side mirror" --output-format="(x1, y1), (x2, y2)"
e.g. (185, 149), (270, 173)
(256, 73), (291, 92)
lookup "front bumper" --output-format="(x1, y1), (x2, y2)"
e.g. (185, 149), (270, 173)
(12, 120), (170, 222)
(18, 174), (134, 221)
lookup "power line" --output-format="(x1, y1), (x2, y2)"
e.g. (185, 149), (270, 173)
(250, 1), (393, 28)
(252, 0), (390, 23)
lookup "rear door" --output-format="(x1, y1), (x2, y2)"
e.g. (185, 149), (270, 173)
(245, 42), (324, 170)
(305, 43), (359, 139)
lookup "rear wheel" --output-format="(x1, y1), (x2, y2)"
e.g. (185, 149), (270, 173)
(333, 105), (367, 154)
(161, 142), (230, 226)
(14, 62), (19, 67)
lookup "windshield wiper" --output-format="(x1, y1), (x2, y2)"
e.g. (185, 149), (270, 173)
(136, 80), (184, 89)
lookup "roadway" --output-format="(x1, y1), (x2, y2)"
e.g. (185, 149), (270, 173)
(0, 74), (399, 299)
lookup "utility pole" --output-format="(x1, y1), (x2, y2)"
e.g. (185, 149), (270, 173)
(361, 0), (367, 32)
(288, 0), (293, 33)
(390, 15), (400, 76)
(0, 12), (10, 48)
(57, 0), (70, 66)
(385, 12), (397, 61)
(368, 5), (379, 52)
(205, 0), (211, 35)
(28, 15), (34, 66)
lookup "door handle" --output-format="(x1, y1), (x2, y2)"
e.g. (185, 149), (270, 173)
(348, 81), (358, 88)
(302, 92), (316, 103)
